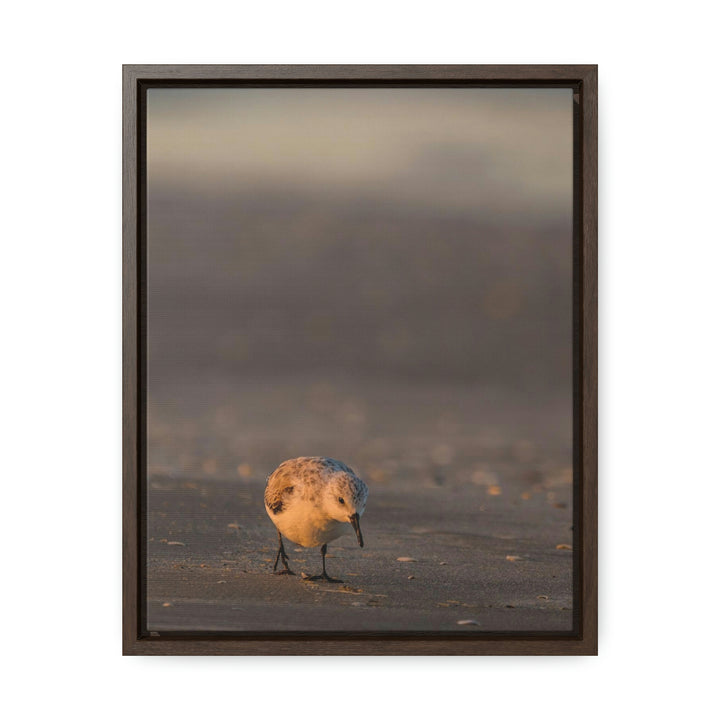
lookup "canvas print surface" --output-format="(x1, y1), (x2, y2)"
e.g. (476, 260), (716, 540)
(144, 88), (574, 633)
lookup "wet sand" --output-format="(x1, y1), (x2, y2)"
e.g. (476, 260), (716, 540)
(142, 91), (575, 638)
(146, 472), (574, 634)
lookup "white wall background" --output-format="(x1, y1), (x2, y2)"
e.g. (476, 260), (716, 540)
(2, 2), (718, 718)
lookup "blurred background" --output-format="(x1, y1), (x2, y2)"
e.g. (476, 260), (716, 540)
(146, 88), (573, 488)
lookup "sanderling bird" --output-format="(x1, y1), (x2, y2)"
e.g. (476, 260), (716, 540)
(264, 456), (368, 582)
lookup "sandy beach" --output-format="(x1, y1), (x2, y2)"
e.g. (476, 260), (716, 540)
(142, 89), (576, 637)
(146, 467), (574, 634)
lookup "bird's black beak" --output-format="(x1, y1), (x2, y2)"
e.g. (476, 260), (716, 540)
(349, 513), (364, 547)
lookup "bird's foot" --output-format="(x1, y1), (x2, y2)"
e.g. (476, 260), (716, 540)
(273, 568), (295, 576)
(302, 571), (343, 583)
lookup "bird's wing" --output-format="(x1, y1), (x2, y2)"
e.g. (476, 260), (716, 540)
(264, 471), (295, 515)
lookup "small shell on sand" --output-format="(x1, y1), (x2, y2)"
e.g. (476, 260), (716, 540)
(457, 619), (480, 626)
(396, 557), (417, 562)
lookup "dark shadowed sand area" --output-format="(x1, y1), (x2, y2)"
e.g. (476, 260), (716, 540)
(146, 430), (574, 634)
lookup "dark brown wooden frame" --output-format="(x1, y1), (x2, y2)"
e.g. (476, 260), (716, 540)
(123, 64), (597, 655)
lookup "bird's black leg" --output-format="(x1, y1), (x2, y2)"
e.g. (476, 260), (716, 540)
(273, 530), (294, 575)
(303, 543), (343, 583)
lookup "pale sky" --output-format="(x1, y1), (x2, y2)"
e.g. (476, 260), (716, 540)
(147, 88), (572, 221)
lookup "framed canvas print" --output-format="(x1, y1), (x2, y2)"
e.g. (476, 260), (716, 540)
(123, 64), (597, 655)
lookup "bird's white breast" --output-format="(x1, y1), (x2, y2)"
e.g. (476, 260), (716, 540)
(266, 497), (350, 548)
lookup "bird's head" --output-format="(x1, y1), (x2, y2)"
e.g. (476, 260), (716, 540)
(323, 474), (368, 547)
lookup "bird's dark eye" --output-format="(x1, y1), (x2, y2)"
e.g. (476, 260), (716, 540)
(338, 497), (345, 504)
